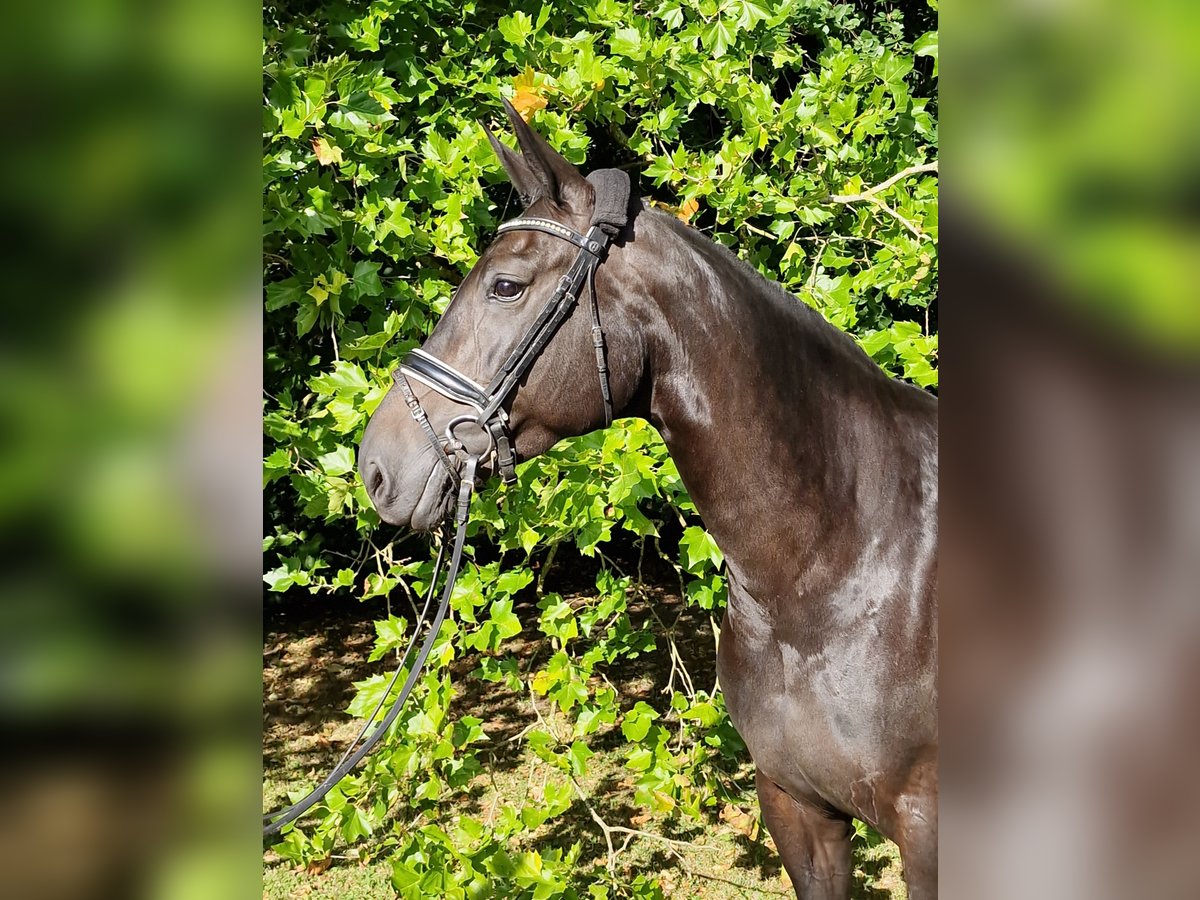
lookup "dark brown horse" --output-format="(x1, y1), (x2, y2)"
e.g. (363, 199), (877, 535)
(359, 104), (938, 899)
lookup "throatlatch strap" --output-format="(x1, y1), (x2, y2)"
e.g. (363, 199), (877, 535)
(587, 264), (612, 427)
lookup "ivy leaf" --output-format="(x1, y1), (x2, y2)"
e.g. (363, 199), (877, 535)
(494, 568), (534, 596)
(621, 701), (660, 741)
(737, 0), (771, 29)
(266, 278), (303, 311)
(858, 329), (894, 359)
(680, 700), (721, 727)
(659, 5), (684, 29)
(642, 156), (672, 182)
(567, 740), (594, 777)
(295, 300), (319, 337)
(263, 565), (296, 592)
(489, 597), (523, 642)
(307, 280), (329, 305)
(341, 806), (373, 842)
(391, 862), (421, 892)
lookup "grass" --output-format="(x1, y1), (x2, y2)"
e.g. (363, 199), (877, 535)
(262, 560), (906, 899)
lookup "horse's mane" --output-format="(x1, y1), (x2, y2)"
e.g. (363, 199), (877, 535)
(638, 205), (883, 376)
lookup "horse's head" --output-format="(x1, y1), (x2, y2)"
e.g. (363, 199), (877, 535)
(360, 102), (647, 529)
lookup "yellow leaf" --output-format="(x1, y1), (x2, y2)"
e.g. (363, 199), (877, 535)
(676, 197), (700, 223)
(511, 89), (547, 121)
(513, 65), (537, 92)
(652, 790), (677, 811)
(511, 66), (548, 121)
(307, 281), (329, 305)
(720, 802), (758, 838)
(312, 136), (343, 166)
(327, 270), (348, 294)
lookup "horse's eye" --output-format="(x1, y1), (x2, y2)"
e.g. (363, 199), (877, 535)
(490, 278), (525, 302)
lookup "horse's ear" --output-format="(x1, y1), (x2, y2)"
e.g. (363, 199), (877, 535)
(500, 98), (593, 216)
(482, 121), (544, 208)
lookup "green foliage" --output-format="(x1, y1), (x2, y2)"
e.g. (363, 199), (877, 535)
(264, 0), (935, 892)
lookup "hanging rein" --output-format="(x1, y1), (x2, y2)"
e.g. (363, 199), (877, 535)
(264, 169), (631, 840)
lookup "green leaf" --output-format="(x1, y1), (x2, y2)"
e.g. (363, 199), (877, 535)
(341, 806), (373, 842)
(263, 566), (295, 592)
(266, 278), (303, 311)
(611, 27), (643, 58)
(913, 31), (939, 78)
(567, 740), (594, 776)
(680, 699), (721, 727)
(513, 849), (543, 884)
(391, 862), (421, 892)
(659, 4), (684, 29)
(352, 260), (383, 298)
(680, 526), (724, 572)
(295, 299), (319, 337)
(621, 701), (659, 741)
(497, 11), (533, 45)
(701, 19), (735, 58)
(489, 597), (523, 642)
(318, 445), (355, 476)
(737, 0), (771, 29)
(310, 361), (369, 396)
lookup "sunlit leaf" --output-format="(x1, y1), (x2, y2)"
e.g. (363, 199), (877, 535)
(311, 136), (343, 166)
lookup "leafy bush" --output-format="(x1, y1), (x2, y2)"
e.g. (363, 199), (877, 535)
(264, 0), (936, 893)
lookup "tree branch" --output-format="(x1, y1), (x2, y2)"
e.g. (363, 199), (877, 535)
(565, 774), (715, 874)
(821, 161), (938, 241)
(824, 161), (938, 204)
(870, 197), (925, 240)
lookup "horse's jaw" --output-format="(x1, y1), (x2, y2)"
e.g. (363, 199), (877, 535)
(360, 418), (454, 531)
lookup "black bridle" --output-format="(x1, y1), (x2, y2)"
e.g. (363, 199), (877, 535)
(263, 169), (630, 841)
(395, 206), (621, 486)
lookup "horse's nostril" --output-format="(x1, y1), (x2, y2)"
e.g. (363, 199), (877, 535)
(367, 460), (386, 496)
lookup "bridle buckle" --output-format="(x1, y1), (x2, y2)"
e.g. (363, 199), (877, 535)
(444, 414), (495, 465)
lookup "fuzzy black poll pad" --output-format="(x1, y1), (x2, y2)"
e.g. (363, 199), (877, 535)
(586, 168), (632, 235)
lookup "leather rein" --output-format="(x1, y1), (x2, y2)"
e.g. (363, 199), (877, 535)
(264, 170), (629, 841)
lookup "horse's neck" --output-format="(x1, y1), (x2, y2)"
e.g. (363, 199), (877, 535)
(634, 214), (931, 596)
